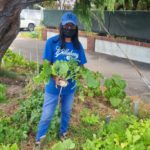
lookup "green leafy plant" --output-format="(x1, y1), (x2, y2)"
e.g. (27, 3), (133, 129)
(0, 143), (19, 150)
(19, 26), (44, 40)
(3, 49), (37, 73)
(51, 139), (75, 150)
(34, 60), (52, 84)
(30, 31), (39, 38)
(51, 61), (69, 78)
(119, 96), (132, 114)
(82, 115), (150, 150)
(0, 84), (7, 102)
(0, 89), (60, 144)
(82, 134), (102, 150)
(104, 75), (127, 108)
(80, 109), (100, 125)
(34, 60), (80, 84)
(76, 67), (103, 101)
(34, 60), (103, 101)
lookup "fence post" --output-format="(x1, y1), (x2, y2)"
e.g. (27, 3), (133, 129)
(133, 101), (139, 116)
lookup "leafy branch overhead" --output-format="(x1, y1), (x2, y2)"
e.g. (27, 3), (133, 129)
(0, 0), (48, 62)
(74, 0), (150, 30)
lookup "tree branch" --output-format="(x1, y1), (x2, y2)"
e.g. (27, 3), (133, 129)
(0, 0), (48, 62)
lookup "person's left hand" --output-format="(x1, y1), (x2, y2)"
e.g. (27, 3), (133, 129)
(53, 76), (68, 87)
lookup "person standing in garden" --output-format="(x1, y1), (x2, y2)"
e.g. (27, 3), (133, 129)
(35, 12), (87, 149)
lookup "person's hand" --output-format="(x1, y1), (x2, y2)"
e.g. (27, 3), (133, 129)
(53, 76), (68, 87)
(53, 76), (61, 86)
(59, 79), (68, 87)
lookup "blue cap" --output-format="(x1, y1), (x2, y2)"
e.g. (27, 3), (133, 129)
(61, 12), (78, 26)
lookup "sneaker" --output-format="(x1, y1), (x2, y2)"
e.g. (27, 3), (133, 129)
(34, 135), (46, 150)
(59, 132), (68, 141)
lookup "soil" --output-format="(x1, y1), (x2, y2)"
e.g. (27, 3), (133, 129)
(0, 76), (26, 116)
(0, 75), (35, 150)
(130, 95), (150, 118)
(20, 133), (35, 150)
(0, 76), (25, 86)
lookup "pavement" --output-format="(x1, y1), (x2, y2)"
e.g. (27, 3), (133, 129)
(10, 37), (150, 101)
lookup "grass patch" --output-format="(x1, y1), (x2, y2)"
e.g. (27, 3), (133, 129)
(80, 108), (100, 125)
(2, 49), (37, 74)
(19, 31), (38, 39)
(19, 26), (45, 40)
(69, 121), (101, 149)
(0, 83), (7, 102)
(0, 68), (18, 79)
(0, 110), (5, 117)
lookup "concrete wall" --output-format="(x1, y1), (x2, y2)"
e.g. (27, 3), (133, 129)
(95, 40), (150, 63)
(79, 37), (87, 50)
(47, 32), (58, 39)
(46, 30), (150, 64)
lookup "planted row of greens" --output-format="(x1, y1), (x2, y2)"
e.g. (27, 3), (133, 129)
(1, 102), (150, 150)
(2, 49), (37, 73)
(50, 115), (150, 150)
(0, 89), (60, 146)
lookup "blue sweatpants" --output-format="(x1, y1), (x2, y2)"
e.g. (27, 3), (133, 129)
(36, 92), (74, 142)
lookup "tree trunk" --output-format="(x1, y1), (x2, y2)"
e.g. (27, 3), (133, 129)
(0, 0), (46, 63)
(132, 0), (139, 10)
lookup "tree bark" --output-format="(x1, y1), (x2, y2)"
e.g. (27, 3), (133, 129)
(132, 0), (139, 10)
(0, 0), (46, 63)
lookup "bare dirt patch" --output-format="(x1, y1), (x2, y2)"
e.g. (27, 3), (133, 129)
(0, 100), (19, 116)
(0, 76), (25, 86)
(20, 133), (35, 150)
(0, 76), (26, 116)
(130, 95), (150, 118)
(71, 96), (119, 126)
